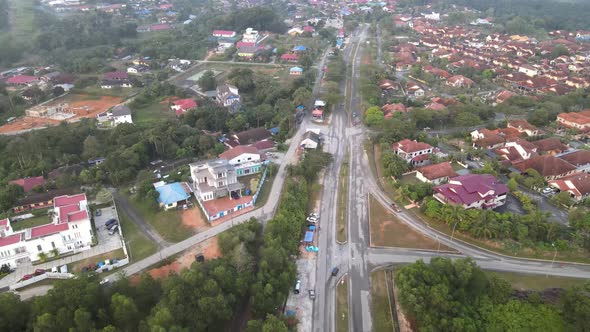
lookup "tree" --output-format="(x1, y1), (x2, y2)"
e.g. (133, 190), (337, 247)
(484, 300), (565, 331)
(507, 178), (518, 192)
(551, 44), (570, 59)
(551, 191), (573, 207)
(563, 283), (590, 331)
(0, 293), (29, 332)
(198, 70), (217, 91)
(292, 87), (311, 106)
(262, 314), (288, 332)
(110, 293), (140, 331)
(364, 106), (384, 127)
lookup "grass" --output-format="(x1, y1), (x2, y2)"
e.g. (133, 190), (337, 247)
(68, 248), (126, 273)
(371, 270), (397, 332)
(368, 194), (454, 251)
(11, 212), (52, 232)
(133, 101), (175, 127)
(127, 194), (194, 243)
(399, 172), (420, 186)
(254, 167), (276, 207)
(489, 271), (589, 291)
(80, 86), (139, 98)
(8, 0), (36, 40)
(336, 275), (349, 332)
(118, 208), (158, 262)
(337, 154), (349, 243)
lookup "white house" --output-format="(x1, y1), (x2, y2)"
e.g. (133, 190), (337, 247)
(189, 159), (244, 202)
(219, 145), (265, 177)
(0, 194), (93, 269)
(301, 130), (320, 149)
(242, 28), (259, 43)
(111, 105), (133, 125)
(393, 139), (434, 166)
(216, 83), (241, 111)
(518, 65), (539, 77)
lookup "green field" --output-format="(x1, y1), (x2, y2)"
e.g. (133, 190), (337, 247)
(337, 154), (349, 243)
(8, 0), (36, 39)
(254, 166), (276, 207)
(133, 102), (175, 127)
(371, 270), (398, 332)
(490, 271), (589, 291)
(118, 208), (157, 261)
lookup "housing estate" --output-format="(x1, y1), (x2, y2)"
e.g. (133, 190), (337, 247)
(433, 174), (508, 209)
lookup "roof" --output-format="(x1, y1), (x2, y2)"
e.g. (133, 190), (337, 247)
(533, 137), (568, 153)
(434, 174), (508, 205)
(14, 188), (78, 207)
(304, 231), (314, 242)
(514, 155), (577, 177)
(234, 128), (271, 144)
(173, 98), (197, 112)
(151, 24), (172, 31)
(557, 111), (590, 126)
(0, 233), (22, 248)
(252, 139), (274, 150)
(508, 119), (537, 132)
(290, 66), (303, 72)
(213, 30), (236, 36)
(416, 162), (457, 180)
(103, 71), (128, 80)
(281, 53), (299, 60)
(30, 222), (69, 238)
(549, 173), (590, 198)
(293, 45), (307, 51)
(155, 182), (191, 205)
(393, 139), (433, 153)
(558, 150), (590, 166)
(7, 75), (38, 84)
(219, 145), (261, 161)
(111, 105), (131, 117)
(9, 176), (45, 192)
(54, 194), (86, 207)
(303, 131), (320, 143)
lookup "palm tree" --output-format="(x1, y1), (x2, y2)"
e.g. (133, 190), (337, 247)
(472, 210), (497, 240)
(446, 205), (463, 226)
(38, 252), (48, 263)
(50, 248), (60, 258)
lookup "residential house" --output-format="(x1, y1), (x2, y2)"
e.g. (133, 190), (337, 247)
(558, 150), (590, 173)
(507, 119), (542, 137)
(281, 53), (299, 62)
(216, 83), (241, 112)
(170, 98), (198, 116)
(12, 189), (77, 214)
(433, 174), (508, 209)
(393, 139), (434, 166)
(154, 182), (192, 210)
(301, 130), (321, 149)
(514, 155), (577, 180)
(378, 79), (397, 90)
(518, 64), (539, 77)
(446, 75), (475, 88)
(290, 66), (303, 76)
(9, 176), (46, 193)
(288, 27), (304, 36)
(219, 145), (265, 176)
(237, 44), (257, 58)
(532, 137), (569, 155)
(495, 90), (516, 104)
(212, 30), (236, 38)
(406, 82), (425, 98)
(127, 65), (149, 75)
(110, 105), (133, 125)
(493, 139), (538, 165)
(242, 28), (259, 43)
(0, 194), (93, 269)
(415, 162), (458, 185)
(226, 127), (272, 147)
(6, 75), (39, 87)
(556, 110), (590, 131)
(549, 173), (590, 202)
(100, 72), (132, 89)
(189, 159), (244, 202)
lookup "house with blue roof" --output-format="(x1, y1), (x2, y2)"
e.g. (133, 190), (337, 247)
(292, 45), (307, 52)
(154, 182), (192, 210)
(289, 66), (303, 76)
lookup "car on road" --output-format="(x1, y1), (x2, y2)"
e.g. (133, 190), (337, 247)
(391, 203), (401, 212)
(34, 269), (46, 276)
(21, 274), (32, 281)
(294, 280), (301, 294)
(100, 278), (110, 285)
(308, 289), (316, 300)
(331, 267), (339, 277)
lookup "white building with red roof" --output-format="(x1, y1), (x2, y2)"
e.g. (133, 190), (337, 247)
(0, 194), (93, 269)
(170, 98), (198, 116)
(416, 162), (458, 185)
(434, 174), (508, 209)
(393, 139), (434, 166)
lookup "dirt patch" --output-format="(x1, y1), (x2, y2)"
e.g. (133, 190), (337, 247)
(180, 207), (209, 232)
(0, 116), (61, 133)
(132, 237), (221, 282)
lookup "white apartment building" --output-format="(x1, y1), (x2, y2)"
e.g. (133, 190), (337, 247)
(189, 159), (244, 202)
(0, 194), (93, 269)
(242, 28), (259, 44)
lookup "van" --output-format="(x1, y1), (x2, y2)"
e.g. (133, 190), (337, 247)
(108, 225), (119, 235)
(294, 279), (301, 294)
(331, 267), (339, 277)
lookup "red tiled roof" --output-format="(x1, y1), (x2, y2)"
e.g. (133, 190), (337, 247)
(532, 137), (568, 153)
(54, 194), (86, 207)
(549, 173), (590, 198)
(0, 233), (22, 248)
(7, 75), (38, 84)
(9, 176), (45, 192)
(251, 139), (274, 150)
(30, 223), (69, 238)
(514, 155), (576, 177)
(434, 174), (508, 205)
(281, 54), (299, 61)
(219, 145), (260, 161)
(151, 24), (172, 31)
(236, 41), (255, 48)
(393, 139), (433, 153)
(416, 162), (457, 180)
(412, 154), (430, 162)
(212, 30), (236, 36)
(558, 150), (590, 166)
(202, 195), (252, 217)
(173, 98), (197, 115)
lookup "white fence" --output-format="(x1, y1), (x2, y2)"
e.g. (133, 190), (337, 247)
(10, 272), (74, 290)
(95, 258), (129, 273)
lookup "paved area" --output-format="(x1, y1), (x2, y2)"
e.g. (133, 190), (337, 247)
(286, 259), (316, 332)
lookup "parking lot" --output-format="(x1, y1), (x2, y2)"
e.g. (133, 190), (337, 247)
(94, 206), (124, 251)
(285, 258), (316, 332)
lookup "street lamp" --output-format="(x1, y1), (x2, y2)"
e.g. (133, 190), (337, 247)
(550, 243), (557, 270)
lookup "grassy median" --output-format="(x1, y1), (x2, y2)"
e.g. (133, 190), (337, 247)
(337, 154), (349, 243)
(118, 208), (158, 262)
(371, 270), (398, 332)
(336, 275), (349, 332)
(489, 271), (588, 291)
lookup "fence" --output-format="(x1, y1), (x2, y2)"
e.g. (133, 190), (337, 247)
(95, 258), (130, 273)
(10, 272), (74, 290)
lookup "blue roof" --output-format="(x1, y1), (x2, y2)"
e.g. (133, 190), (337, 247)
(304, 231), (314, 242)
(290, 66), (303, 72)
(269, 127), (280, 134)
(156, 182), (190, 205)
(293, 45), (306, 51)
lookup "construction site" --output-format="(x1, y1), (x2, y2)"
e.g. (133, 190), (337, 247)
(0, 94), (123, 135)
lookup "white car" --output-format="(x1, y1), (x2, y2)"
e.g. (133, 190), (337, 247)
(542, 187), (554, 194)
(307, 217), (318, 223)
(309, 213), (319, 218)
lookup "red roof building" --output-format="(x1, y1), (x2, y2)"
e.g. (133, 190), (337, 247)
(393, 139), (434, 166)
(103, 71), (129, 80)
(6, 75), (38, 86)
(514, 155), (577, 180)
(549, 173), (590, 201)
(434, 174), (508, 209)
(416, 162), (458, 185)
(171, 98), (198, 116)
(280, 53), (299, 62)
(9, 176), (46, 192)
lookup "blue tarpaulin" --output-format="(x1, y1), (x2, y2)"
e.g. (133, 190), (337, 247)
(304, 231), (314, 242)
(309, 225), (316, 231)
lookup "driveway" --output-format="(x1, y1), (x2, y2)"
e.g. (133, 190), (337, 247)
(517, 186), (569, 224)
(112, 192), (170, 248)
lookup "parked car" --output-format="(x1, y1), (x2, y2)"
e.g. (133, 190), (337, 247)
(331, 267), (339, 277)
(294, 280), (301, 294)
(105, 218), (117, 228)
(99, 278), (110, 285)
(309, 213), (319, 218)
(95, 210), (102, 217)
(21, 274), (32, 281)
(108, 225), (119, 235)
(542, 187), (555, 194)
(306, 217), (318, 223)
(309, 289), (316, 300)
(34, 269), (45, 276)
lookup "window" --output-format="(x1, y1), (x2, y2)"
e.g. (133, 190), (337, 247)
(37, 245), (42, 252)
(218, 172), (223, 178)
(247, 157), (252, 161)
(51, 242), (56, 249)
(237, 159), (241, 163)
(218, 181), (223, 187)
